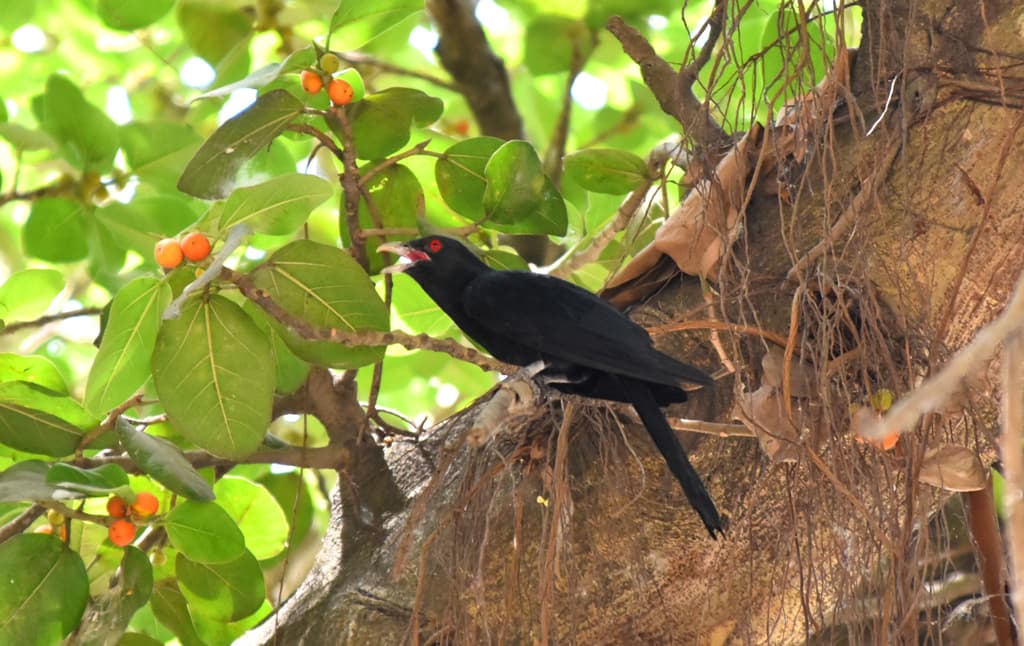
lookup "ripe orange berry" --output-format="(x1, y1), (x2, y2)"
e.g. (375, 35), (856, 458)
(107, 496), (128, 518)
(327, 78), (354, 105)
(35, 524), (68, 540)
(300, 70), (323, 94)
(453, 120), (470, 136)
(180, 232), (212, 262)
(109, 519), (137, 546)
(155, 238), (183, 269)
(131, 491), (159, 518)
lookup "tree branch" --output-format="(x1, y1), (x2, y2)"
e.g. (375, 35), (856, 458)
(221, 267), (513, 374)
(606, 15), (730, 150)
(0, 307), (103, 336)
(427, 0), (524, 139)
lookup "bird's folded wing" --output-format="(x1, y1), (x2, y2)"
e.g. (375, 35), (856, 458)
(464, 271), (710, 386)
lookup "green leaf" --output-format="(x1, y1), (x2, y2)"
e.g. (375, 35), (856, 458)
(344, 87), (442, 160)
(193, 48), (316, 100)
(45, 462), (129, 496)
(251, 240), (388, 369)
(95, 197), (199, 261)
(98, 0), (174, 30)
(0, 353), (68, 393)
(563, 149), (649, 194)
(242, 302), (310, 395)
(435, 137), (503, 221)
(0, 382), (96, 456)
(0, 534), (89, 645)
(341, 163), (422, 273)
(176, 550), (264, 622)
(85, 277), (171, 415)
(482, 141), (568, 235)
(116, 419), (215, 501)
(0, 123), (57, 151)
(0, 268), (64, 321)
(151, 580), (205, 646)
(0, 461), (78, 502)
(178, 90), (304, 199)
(328, 0), (423, 50)
(22, 199), (90, 266)
(177, 1), (251, 70)
(524, 16), (596, 76)
(40, 74), (119, 172)
(120, 121), (203, 187)
(152, 296), (273, 460)
(213, 475), (288, 560)
(164, 501), (246, 564)
(217, 173), (333, 235)
(73, 546), (154, 644)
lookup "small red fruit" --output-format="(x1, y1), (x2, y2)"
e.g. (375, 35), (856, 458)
(454, 120), (470, 136)
(327, 78), (354, 105)
(300, 70), (323, 94)
(131, 491), (160, 518)
(109, 519), (137, 546)
(180, 232), (212, 262)
(107, 496), (128, 518)
(155, 238), (184, 269)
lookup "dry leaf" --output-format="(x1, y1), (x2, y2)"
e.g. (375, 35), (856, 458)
(919, 445), (988, 492)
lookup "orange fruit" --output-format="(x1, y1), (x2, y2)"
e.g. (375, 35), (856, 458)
(107, 496), (128, 518)
(155, 238), (183, 269)
(131, 491), (159, 518)
(300, 70), (323, 94)
(181, 232), (211, 262)
(327, 78), (354, 105)
(109, 519), (137, 546)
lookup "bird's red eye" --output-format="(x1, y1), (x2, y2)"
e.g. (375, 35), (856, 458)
(428, 239), (443, 252)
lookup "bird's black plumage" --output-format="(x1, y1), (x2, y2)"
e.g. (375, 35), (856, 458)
(379, 236), (724, 538)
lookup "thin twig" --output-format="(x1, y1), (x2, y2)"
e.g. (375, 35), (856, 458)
(338, 51), (458, 91)
(0, 504), (45, 544)
(332, 105), (369, 269)
(286, 123), (344, 162)
(359, 139), (432, 187)
(222, 267), (513, 374)
(0, 307), (103, 336)
(1001, 332), (1024, 633)
(863, 269), (1024, 439)
(647, 319), (789, 347)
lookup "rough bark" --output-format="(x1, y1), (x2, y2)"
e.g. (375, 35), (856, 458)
(241, 0), (1024, 643)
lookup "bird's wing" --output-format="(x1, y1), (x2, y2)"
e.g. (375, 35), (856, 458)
(463, 271), (710, 386)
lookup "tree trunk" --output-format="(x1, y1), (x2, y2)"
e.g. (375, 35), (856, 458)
(241, 0), (1024, 643)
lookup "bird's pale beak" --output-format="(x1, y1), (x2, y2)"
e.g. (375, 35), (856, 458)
(376, 242), (427, 274)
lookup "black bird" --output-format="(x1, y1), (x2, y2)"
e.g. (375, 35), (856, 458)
(378, 236), (724, 538)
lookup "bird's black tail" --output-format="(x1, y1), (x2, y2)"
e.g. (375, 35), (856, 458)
(620, 376), (724, 539)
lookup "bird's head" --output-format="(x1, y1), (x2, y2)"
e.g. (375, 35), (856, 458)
(377, 236), (484, 279)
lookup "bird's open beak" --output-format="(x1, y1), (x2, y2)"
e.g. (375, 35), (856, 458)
(376, 242), (428, 274)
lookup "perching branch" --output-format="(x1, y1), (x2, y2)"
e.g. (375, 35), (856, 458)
(330, 105), (370, 269)
(221, 267), (514, 374)
(0, 307), (103, 336)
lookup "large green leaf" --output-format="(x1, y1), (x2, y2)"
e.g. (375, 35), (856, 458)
(0, 353), (68, 393)
(0, 382), (96, 456)
(176, 550), (264, 622)
(0, 461), (80, 502)
(340, 163), (422, 273)
(0, 534), (90, 645)
(40, 74), (119, 172)
(23, 198), (90, 263)
(95, 197), (199, 261)
(213, 475), (288, 560)
(327, 0), (423, 50)
(85, 277), (171, 415)
(152, 296), (273, 459)
(251, 240), (388, 369)
(151, 580), (205, 646)
(217, 173), (333, 235)
(0, 268), (64, 321)
(164, 501), (246, 564)
(119, 121), (203, 188)
(563, 148), (649, 195)
(434, 137), (503, 221)
(524, 16), (596, 76)
(45, 462), (129, 496)
(482, 141), (568, 235)
(98, 0), (174, 30)
(116, 419), (215, 501)
(177, 1), (251, 84)
(177, 90), (304, 199)
(344, 87), (442, 160)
